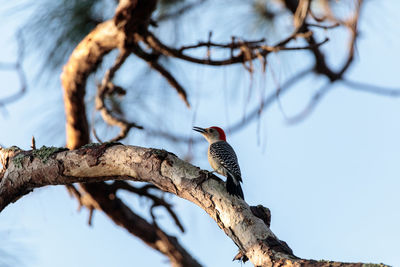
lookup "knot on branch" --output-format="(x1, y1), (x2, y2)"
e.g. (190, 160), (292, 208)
(75, 142), (120, 167)
(250, 204), (294, 258)
(265, 236), (295, 257)
(250, 204), (271, 227)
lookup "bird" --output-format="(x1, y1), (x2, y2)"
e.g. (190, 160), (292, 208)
(193, 126), (244, 199)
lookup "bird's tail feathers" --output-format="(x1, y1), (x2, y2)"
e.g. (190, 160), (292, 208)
(226, 174), (244, 200)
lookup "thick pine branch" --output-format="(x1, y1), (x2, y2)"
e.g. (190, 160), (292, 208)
(0, 144), (387, 267)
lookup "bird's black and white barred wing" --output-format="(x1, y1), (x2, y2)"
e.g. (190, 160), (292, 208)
(209, 141), (242, 182)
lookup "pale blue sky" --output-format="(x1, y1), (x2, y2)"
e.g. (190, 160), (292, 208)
(1, 1), (400, 267)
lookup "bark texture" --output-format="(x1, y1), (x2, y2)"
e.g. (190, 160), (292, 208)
(0, 145), (386, 267)
(61, 20), (124, 149)
(0, 145), (201, 267)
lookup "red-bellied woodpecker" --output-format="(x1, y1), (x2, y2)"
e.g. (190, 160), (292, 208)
(193, 126), (244, 199)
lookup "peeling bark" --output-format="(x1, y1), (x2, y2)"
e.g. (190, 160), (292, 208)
(0, 145), (386, 267)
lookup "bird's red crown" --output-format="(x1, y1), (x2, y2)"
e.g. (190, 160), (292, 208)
(210, 126), (226, 141)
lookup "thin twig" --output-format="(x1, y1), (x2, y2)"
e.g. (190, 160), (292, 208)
(342, 79), (400, 97)
(31, 136), (36, 150)
(306, 22), (340, 30)
(131, 45), (190, 108)
(156, 0), (206, 22)
(178, 38), (265, 52)
(95, 49), (143, 142)
(144, 31), (328, 67)
(336, 0), (363, 78)
(228, 67), (314, 133)
(285, 83), (332, 124)
(110, 181), (185, 232)
(261, 38), (329, 52)
(142, 68), (314, 144)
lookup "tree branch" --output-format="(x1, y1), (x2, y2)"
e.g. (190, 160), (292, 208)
(95, 49), (143, 142)
(342, 79), (400, 97)
(77, 180), (200, 267)
(61, 20), (124, 148)
(131, 45), (190, 107)
(109, 181), (185, 232)
(143, 31), (329, 67)
(0, 144), (387, 267)
(0, 144), (201, 267)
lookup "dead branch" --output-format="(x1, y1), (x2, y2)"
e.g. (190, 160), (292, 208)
(144, 32), (259, 66)
(144, 31), (329, 67)
(95, 49), (143, 142)
(178, 37), (266, 52)
(261, 37), (329, 52)
(0, 144), (388, 267)
(286, 0), (363, 81)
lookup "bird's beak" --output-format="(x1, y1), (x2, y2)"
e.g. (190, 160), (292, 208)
(193, 126), (206, 134)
